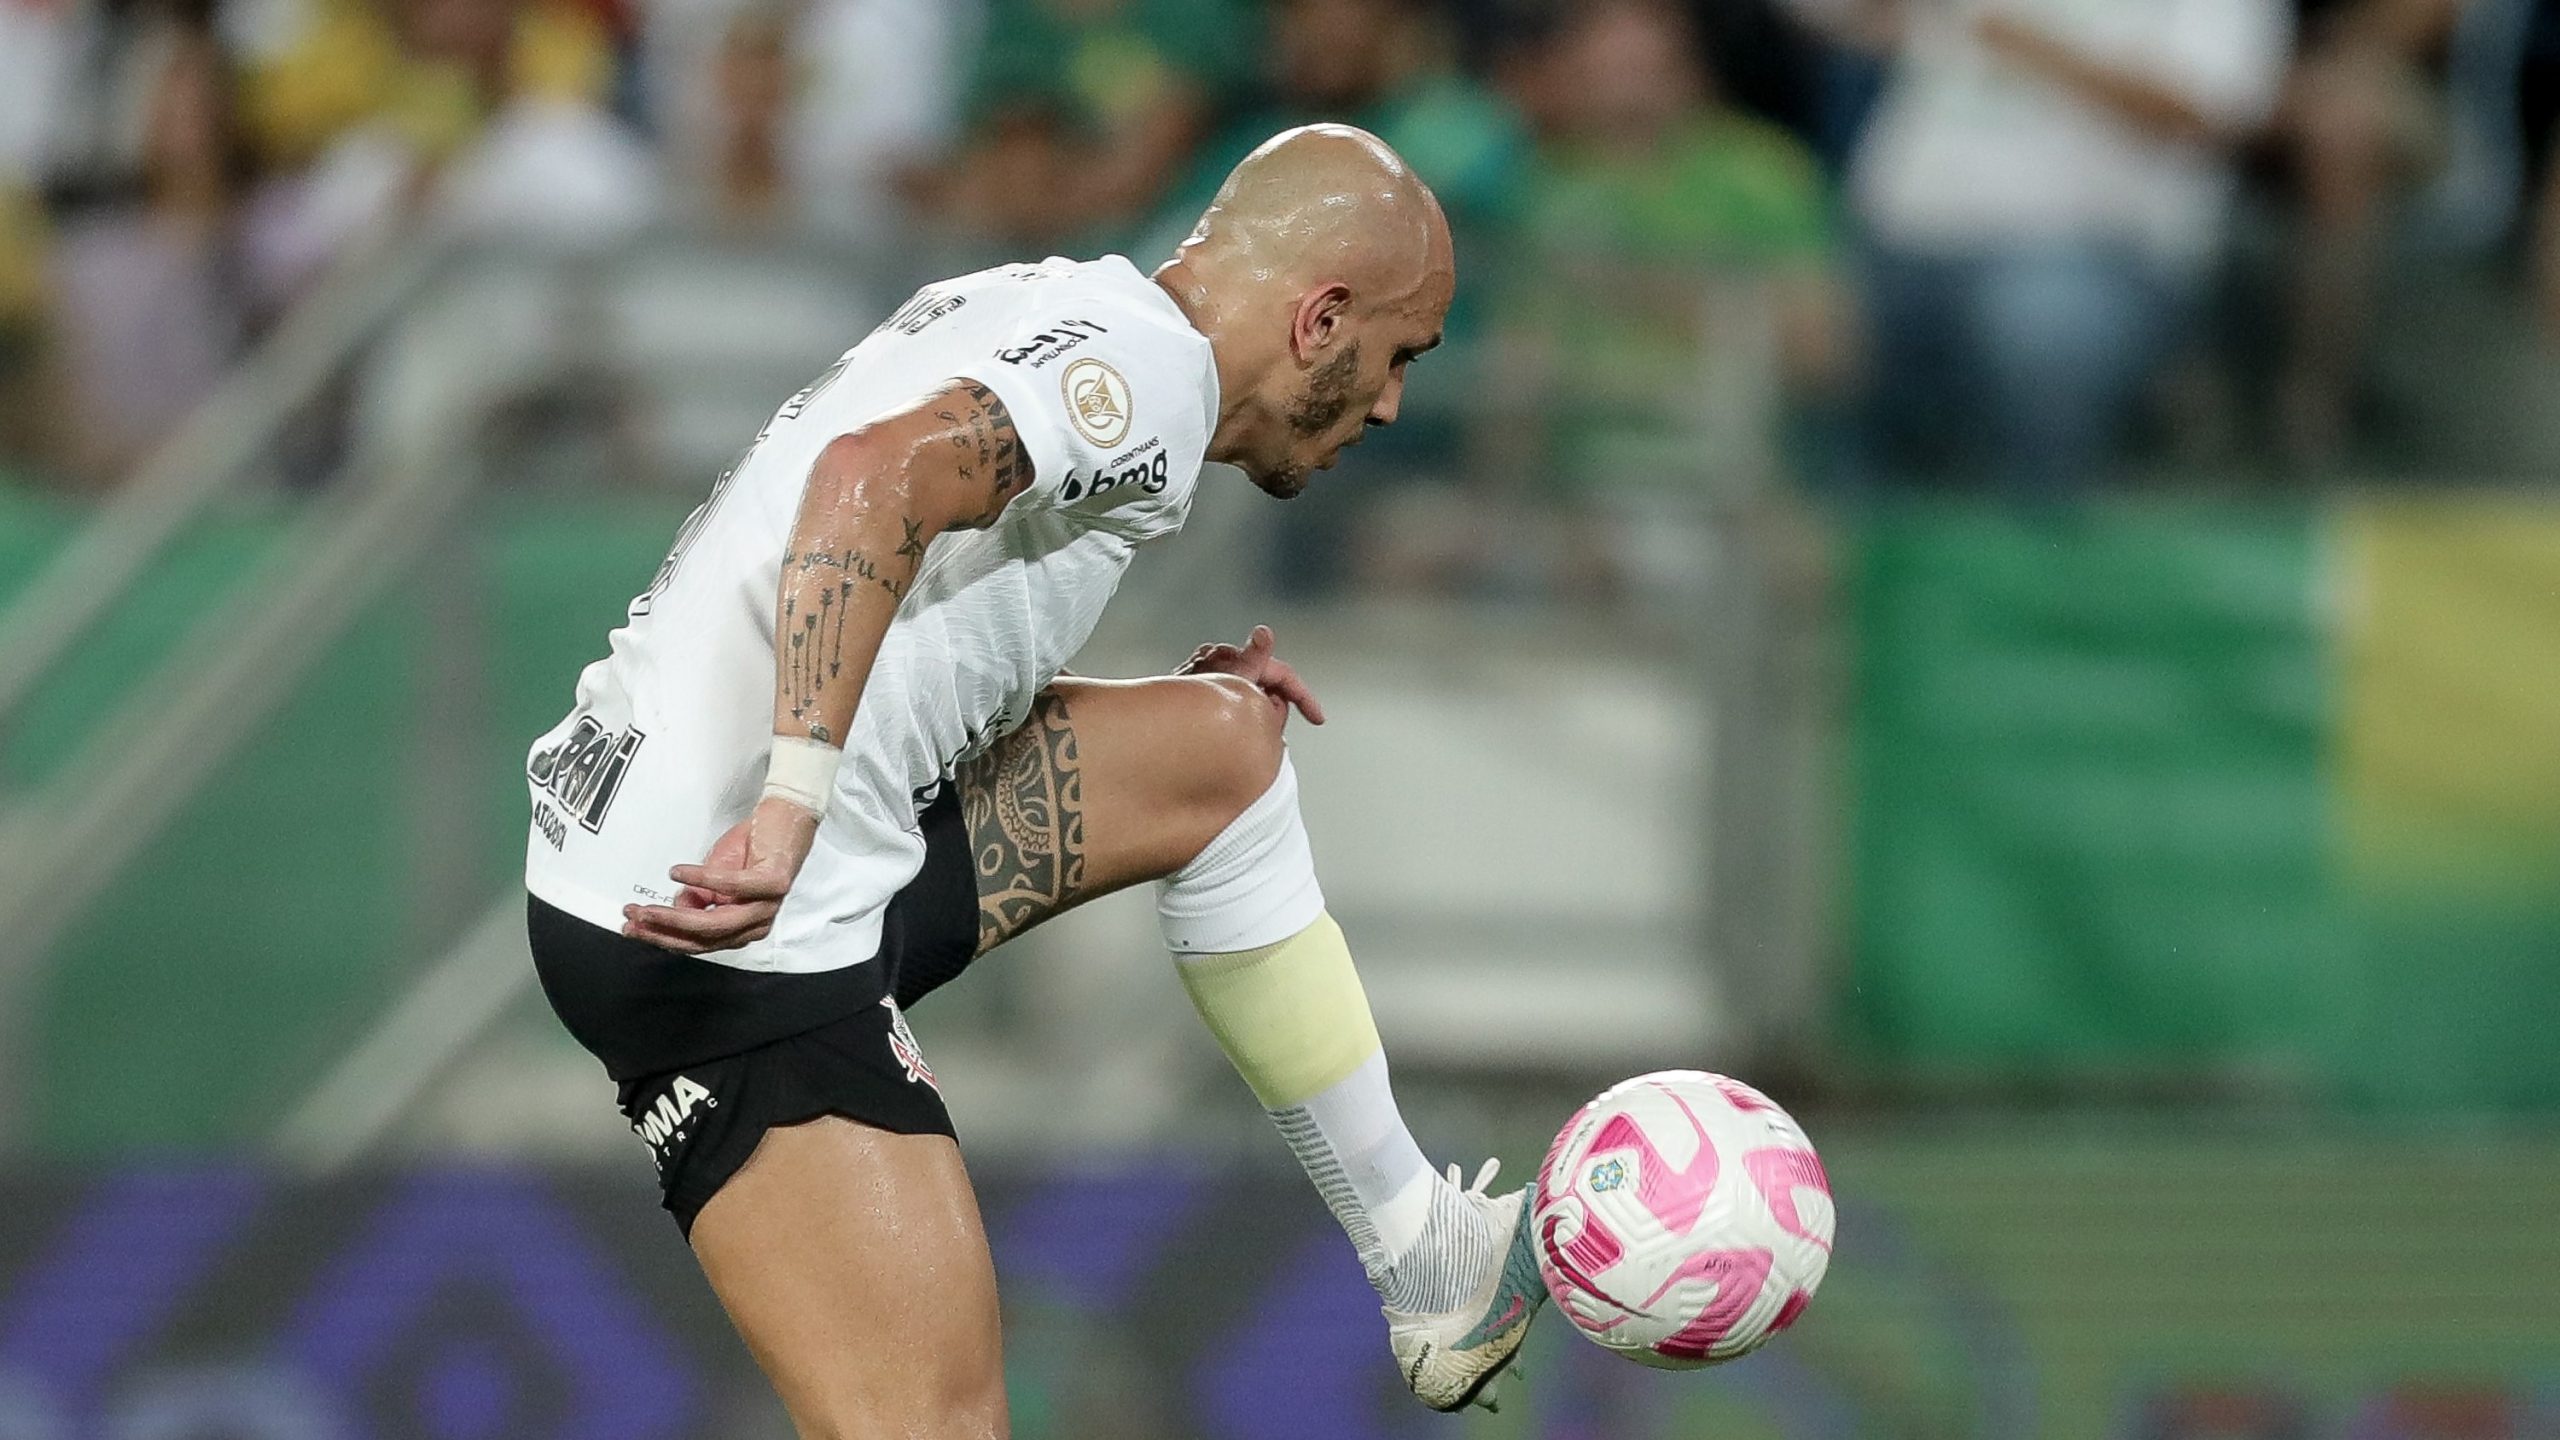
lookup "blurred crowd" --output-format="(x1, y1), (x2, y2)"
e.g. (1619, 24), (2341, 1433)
(3, 0), (2559, 511)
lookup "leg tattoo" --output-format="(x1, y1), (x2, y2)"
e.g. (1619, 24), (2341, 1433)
(960, 690), (1087, 953)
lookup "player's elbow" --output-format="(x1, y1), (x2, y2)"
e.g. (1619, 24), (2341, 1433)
(812, 427), (915, 503)
(808, 427), (944, 530)
(816, 414), (1000, 536)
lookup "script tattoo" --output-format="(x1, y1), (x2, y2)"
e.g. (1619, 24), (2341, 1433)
(959, 690), (1086, 953)
(779, 541), (910, 743)
(934, 381), (1033, 528)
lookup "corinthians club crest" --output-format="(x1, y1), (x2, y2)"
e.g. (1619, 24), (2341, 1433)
(1062, 357), (1131, 447)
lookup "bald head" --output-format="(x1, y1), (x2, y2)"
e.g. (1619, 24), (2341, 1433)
(1177, 123), (1452, 309)
(1156, 124), (1455, 498)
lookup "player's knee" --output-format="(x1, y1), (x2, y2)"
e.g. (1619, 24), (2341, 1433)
(1179, 673), (1288, 815)
(798, 1360), (1005, 1440)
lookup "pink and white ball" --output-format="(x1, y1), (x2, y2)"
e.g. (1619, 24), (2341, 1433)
(1531, 1070), (1834, 1369)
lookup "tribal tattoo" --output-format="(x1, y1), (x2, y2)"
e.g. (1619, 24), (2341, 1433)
(934, 381), (1033, 528)
(779, 541), (909, 743)
(959, 690), (1086, 953)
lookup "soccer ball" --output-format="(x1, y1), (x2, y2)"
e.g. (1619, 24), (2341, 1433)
(1531, 1070), (1833, 1369)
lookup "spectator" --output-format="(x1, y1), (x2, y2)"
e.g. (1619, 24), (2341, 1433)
(1834, 0), (2292, 495)
(786, 0), (969, 240)
(1151, 0), (1527, 320)
(700, 6), (791, 231)
(634, 0), (967, 242)
(925, 0), (1251, 246)
(47, 5), (252, 482)
(1336, 0), (1843, 602)
(663, 0), (969, 241)
(1155, 0), (1527, 598)
(1499, 0), (1846, 500)
(244, 0), (661, 303)
(0, 0), (71, 470)
(2270, 0), (2468, 465)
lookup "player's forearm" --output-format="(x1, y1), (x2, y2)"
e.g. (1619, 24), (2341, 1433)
(773, 439), (932, 750)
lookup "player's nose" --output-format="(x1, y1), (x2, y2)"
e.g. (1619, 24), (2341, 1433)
(1368, 376), (1404, 429)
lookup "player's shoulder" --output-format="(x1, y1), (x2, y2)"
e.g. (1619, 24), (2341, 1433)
(866, 256), (1216, 537)
(877, 256), (1211, 417)
(990, 257), (1205, 354)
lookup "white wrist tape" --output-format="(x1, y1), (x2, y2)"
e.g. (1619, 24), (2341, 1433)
(762, 736), (843, 815)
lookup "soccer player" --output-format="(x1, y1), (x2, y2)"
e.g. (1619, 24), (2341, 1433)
(522, 125), (1545, 1437)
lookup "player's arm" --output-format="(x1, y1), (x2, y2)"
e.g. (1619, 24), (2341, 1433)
(621, 379), (1033, 954)
(769, 379), (1030, 751)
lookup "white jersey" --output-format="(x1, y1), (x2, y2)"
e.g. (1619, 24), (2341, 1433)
(525, 254), (1219, 973)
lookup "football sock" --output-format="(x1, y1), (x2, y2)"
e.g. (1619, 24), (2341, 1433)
(1160, 758), (1497, 1314)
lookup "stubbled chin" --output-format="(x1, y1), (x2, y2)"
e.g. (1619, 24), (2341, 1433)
(1256, 468), (1312, 499)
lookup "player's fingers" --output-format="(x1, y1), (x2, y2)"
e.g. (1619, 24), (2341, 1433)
(668, 863), (788, 899)
(1265, 661), (1326, 724)
(622, 917), (745, 956)
(633, 914), (771, 953)
(1244, 624), (1275, 658)
(623, 900), (777, 947)
(625, 925), (707, 955)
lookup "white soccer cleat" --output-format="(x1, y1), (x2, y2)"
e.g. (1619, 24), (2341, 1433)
(1383, 1160), (1549, 1412)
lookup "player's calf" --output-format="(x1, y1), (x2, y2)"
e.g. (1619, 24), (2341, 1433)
(1153, 735), (1517, 1357)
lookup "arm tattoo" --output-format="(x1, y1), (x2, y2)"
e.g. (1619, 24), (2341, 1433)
(779, 541), (910, 743)
(934, 380), (1033, 528)
(958, 690), (1086, 954)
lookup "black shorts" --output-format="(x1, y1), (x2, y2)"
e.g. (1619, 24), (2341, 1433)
(528, 784), (983, 1234)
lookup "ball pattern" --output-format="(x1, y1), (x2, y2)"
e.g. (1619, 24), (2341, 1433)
(1531, 1071), (1833, 1369)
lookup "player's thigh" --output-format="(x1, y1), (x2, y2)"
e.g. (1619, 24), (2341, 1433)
(690, 1117), (1006, 1440)
(960, 674), (1285, 953)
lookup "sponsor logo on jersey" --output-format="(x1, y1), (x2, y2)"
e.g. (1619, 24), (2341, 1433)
(995, 318), (1109, 368)
(1063, 357), (1131, 447)
(1058, 437), (1167, 503)
(879, 287), (965, 336)
(882, 999), (938, 1091)
(527, 716), (645, 833)
(533, 801), (568, 852)
(630, 1074), (716, 1169)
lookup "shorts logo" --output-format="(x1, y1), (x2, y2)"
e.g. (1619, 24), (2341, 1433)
(1062, 357), (1130, 447)
(882, 999), (937, 1092)
(631, 1074), (716, 1170)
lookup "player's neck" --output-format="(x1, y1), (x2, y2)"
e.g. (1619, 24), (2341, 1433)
(1154, 261), (1285, 474)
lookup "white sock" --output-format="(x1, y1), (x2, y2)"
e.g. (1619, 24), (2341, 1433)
(1159, 759), (1495, 1314)
(1272, 1053), (1494, 1316)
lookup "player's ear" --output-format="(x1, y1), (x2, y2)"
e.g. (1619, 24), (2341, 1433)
(1290, 283), (1356, 364)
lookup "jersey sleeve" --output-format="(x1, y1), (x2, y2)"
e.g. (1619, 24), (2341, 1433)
(946, 302), (1213, 528)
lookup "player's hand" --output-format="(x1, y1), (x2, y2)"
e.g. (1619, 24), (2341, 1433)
(621, 797), (820, 954)
(1175, 624), (1326, 725)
